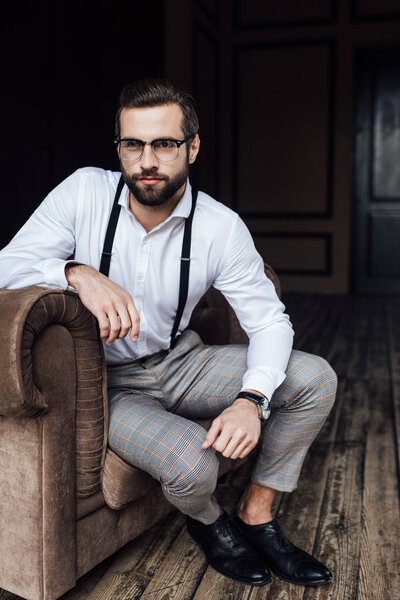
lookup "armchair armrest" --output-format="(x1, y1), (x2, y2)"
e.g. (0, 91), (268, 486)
(0, 286), (107, 498)
(0, 286), (103, 416)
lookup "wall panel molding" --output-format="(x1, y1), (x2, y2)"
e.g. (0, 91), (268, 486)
(351, 0), (400, 22)
(233, 0), (337, 30)
(252, 232), (332, 275)
(232, 39), (336, 219)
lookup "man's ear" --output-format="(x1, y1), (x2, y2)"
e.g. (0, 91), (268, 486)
(188, 134), (200, 164)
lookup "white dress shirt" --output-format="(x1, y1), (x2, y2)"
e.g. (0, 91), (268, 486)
(0, 167), (294, 400)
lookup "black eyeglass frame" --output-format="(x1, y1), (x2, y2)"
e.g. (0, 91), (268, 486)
(114, 133), (197, 161)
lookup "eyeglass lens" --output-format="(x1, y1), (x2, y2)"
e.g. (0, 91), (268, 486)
(119, 140), (180, 162)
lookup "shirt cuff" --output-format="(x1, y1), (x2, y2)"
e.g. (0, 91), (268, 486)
(242, 367), (286, 401)
(42, 259), (81, 290)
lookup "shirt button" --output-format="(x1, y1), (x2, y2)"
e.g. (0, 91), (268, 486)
(137, 274), (143, 281)
(139, 337), (144, 342)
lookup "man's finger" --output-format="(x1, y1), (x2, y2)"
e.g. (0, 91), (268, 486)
(106, 311), (121, 345)
(97, 311), (110, 340)
(212, 426), (233, 453)
(231, 438), (252, 460)
(202, 418), (222, 449)
(238, 443), (255, 459)
(222, 433), (247, 458)
(116, 306), (131, 339)
(127, 302), (140, 341)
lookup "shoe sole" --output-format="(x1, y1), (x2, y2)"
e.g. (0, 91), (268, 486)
(209, 564), (271, 587)
(187, 529), (271, 587)
(269, 567), (333, 586)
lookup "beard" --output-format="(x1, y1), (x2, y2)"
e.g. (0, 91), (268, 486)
(121, 162), (189, 207)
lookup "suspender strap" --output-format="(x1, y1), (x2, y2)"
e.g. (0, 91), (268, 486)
(170, 188), (198, 349)
(99, 174), (124, 277)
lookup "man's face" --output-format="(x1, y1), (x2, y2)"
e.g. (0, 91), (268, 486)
(118, 103), (200, 207)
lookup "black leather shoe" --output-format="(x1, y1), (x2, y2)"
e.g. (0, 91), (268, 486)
(187, 512), (271, 586)
(233, 515), (332, 586)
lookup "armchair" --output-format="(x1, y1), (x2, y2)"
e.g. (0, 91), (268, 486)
(0, 265), (280, 600)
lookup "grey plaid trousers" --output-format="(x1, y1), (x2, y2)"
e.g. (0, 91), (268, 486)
(107, 330), (337, 524)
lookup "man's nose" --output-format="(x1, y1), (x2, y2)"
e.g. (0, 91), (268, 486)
(139, 143), (159, 170)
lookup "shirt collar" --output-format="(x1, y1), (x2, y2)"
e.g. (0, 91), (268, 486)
(170, 179), (192, 219)
(118, 178), (192, 221)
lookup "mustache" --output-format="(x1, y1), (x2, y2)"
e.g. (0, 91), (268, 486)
(131, 171), (168, 181)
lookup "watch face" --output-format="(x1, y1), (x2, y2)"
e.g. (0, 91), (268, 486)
(260, 400), (271, 420)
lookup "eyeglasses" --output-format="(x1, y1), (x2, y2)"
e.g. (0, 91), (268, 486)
(115, 133), (196, 162)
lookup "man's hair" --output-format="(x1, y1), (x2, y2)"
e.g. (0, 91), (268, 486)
(115, 78), (199, 139)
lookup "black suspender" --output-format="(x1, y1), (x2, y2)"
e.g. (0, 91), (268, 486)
(99, 174), (197, 350)
(99, 175), (124, 277)
(170, 187), (197, 348)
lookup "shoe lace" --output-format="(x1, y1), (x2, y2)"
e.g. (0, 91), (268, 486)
(219, 518), (241, 547)
(274, 523), (294, 552)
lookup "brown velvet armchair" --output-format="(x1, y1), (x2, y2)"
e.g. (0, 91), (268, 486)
(0, 265), (280, 600)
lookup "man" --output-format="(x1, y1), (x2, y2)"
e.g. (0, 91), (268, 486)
(0, 79), (337, 587)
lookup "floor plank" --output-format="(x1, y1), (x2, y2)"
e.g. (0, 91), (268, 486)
(138, 527), (206, 600)
(193, 570), (251, 600)
(303, 442), (364, 600)
(358, 377), (400, 598)
(81, 513), (185, 600)
(60, 557), (116, 600)
(386, 298), (400, 474)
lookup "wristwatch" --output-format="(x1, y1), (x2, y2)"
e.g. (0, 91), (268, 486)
(235, 391), (271, 421)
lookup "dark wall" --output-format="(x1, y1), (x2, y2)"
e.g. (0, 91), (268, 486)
(168, 0), (400, 294)
(0, 0), (164, 248)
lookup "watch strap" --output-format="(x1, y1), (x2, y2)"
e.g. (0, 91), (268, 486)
(235, 391), (266, 405)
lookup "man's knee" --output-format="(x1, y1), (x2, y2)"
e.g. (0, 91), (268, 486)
(282, 353), (337, 415)
(301, 355), (337, 411)
(163, 424), (219, 499)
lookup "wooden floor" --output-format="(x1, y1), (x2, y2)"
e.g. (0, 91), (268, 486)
(2, 293), (400, 600)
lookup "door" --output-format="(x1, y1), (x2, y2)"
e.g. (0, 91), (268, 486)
(353, 47), (400, 293)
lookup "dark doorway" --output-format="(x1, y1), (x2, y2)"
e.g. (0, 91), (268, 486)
(353, 47), (400, 293)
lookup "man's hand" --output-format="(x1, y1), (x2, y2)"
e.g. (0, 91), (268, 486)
(202, 397), (261, 459)
(66, 264), (140, 345)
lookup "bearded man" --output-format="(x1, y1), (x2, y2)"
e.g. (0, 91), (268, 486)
(0, 78), (337, 588)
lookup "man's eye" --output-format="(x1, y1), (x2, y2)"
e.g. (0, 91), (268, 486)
(126, 141), (141, 148)
(154, 140), (176, 150)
